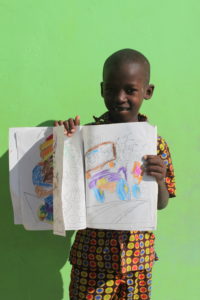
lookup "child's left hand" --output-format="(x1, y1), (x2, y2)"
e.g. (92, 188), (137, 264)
(143, 155), (166, 184)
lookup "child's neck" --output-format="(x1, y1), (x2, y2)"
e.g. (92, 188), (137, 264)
(109, 113), (140, 123)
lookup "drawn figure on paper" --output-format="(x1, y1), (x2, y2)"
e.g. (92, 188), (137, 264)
(85, 142), (130, 203)
(131, 161), (143, 199)
(32, 134), (53, 223)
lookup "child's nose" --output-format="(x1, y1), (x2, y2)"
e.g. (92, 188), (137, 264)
(116, 90), (127, 103)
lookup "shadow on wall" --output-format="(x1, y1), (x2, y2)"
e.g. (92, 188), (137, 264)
(0, 121), (74, 300)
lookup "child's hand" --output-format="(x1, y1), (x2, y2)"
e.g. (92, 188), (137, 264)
(143, 155), (166, 184)
(54, 115), (80, 137)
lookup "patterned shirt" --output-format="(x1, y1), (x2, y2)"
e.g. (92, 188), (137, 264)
(69, 112), (176, 273)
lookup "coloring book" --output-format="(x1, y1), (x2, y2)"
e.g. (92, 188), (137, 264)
(9, 122), (158, 236)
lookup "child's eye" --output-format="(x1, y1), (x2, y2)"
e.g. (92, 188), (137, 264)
(125, 88), (136, 94)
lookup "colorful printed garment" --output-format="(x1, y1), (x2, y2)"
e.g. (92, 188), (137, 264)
(69, 112), (176, 299)
(69, 266), (152, 300)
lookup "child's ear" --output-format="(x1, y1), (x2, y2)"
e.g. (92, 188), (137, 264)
(100, 82), (104, 97)
(144, 84), (155, 100)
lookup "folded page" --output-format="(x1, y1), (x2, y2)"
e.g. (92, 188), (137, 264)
(54, 126), (86, 232)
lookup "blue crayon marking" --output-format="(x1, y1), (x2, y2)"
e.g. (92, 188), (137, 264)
(93, 187), (105, 203)
(132, 184), (141, 199)
(87, 149), (99, 156)
(116, 179), (130, 201)
(32, 165), (52, 187)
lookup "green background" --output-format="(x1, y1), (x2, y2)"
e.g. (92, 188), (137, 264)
(0, 0), (200, 299)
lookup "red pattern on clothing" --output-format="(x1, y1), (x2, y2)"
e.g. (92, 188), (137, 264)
(69, 112), (176, 273)
(69, 266), (152, 299)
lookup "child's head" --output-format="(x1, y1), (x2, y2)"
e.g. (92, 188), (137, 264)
(101, 48), (154, 123)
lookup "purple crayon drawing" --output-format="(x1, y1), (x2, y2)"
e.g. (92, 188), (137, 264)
(88, 167), (130, 203)
(85, 142), (130, 203)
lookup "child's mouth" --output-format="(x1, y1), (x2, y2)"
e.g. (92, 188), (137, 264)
(113, 107), (130, 112)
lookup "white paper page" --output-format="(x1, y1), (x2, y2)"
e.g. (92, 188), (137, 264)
(60, 126), (86, 230)
(83, 122), (158, 231)
(9, 129), (23, 224)
(13, 127), (53, 230)
(53, 126), (65, 236)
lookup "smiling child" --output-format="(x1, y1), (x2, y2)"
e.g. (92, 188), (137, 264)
(55, 48), (176, 300)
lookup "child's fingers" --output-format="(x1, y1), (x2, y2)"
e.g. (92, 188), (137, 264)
(143, 155), (164, 167)
(75, 115), (80, 126)
(58, 120), (64, 126)
(143, 155), (155, 159)
(147, 172), (164, 181)
(147, 159), (164, 168)
(64, 120), (74, 137)
(63, 121), (69, 136)
(143, 155), (160, 161)
(145, 165), (165, 175)
(63, 120), (69, 130)
(69, 118), (76, 132)
(143, 155), (160, 162)
(54, 117), (79, 137)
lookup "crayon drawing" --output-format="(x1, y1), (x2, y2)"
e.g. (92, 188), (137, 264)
(85, 142), (116, 174)
(32, 134), (54, 223)
(83, 122), (157, 232)
(85, 141), (146, 203)
(87, 167), (130, 203)
(10, 122), (157, 234)
(9, 127), (53, 230)
(131, 161), (143, 199)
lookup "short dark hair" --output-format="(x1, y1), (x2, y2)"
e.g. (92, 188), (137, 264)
(103, 48), (150, 84)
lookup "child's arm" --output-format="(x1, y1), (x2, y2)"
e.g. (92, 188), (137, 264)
(54, 115), (80, 137)
(143, 155), (169, 209)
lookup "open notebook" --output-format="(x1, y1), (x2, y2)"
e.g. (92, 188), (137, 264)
(9, 122), (158, 236)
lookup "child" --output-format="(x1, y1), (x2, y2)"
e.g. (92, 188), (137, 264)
(55, 49), (176, 300)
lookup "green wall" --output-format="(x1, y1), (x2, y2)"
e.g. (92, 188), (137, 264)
(0, 0), (200, 299)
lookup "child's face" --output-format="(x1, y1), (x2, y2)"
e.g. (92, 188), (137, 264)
(101, 62), (154, 123)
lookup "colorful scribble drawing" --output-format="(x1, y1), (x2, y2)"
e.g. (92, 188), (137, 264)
(131, 161), (143, 199)
(32, 134), (53, 223)
(85, 142), (130, 203)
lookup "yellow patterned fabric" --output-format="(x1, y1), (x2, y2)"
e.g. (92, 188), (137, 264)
(69, 112), (176, 274)
(69, 266), (152, 299)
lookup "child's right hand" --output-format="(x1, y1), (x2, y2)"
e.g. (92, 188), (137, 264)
(54, 115), (80, 137)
